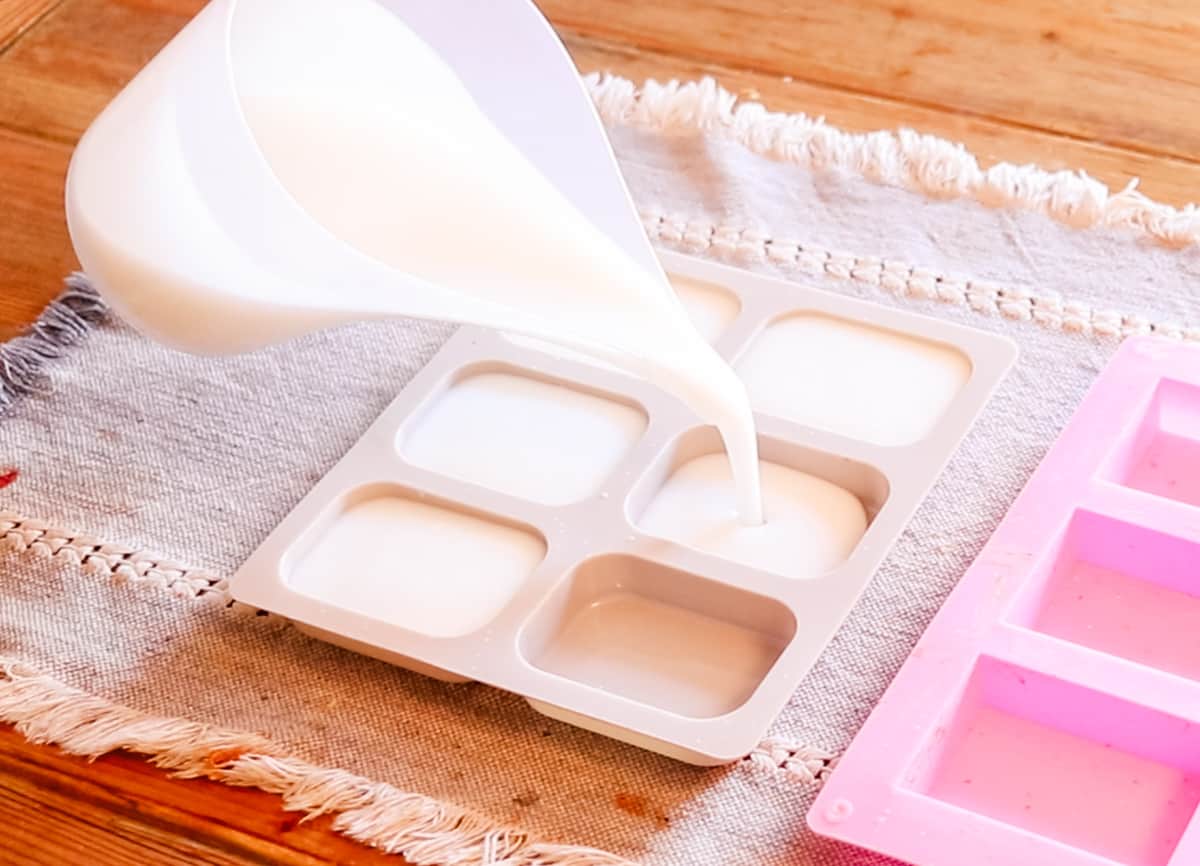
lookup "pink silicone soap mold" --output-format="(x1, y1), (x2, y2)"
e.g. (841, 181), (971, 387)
(810, 336), (1200, 866)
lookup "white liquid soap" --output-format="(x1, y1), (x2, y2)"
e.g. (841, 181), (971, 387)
(638, 453), (868, 578)
(67, 0), (765, 524)
(502, 274), (739, 367)
(289, 494), (545, 637)
(670, 276), (741, 344)
(738, 314), (970, 446)
(230, 0), (764, 524)
(402, 371), (646, 505)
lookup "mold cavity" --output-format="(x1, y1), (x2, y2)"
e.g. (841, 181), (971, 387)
(400, 369), (646, 504)
(501, 274), (740, 363)
(1106, 379), (1200, 508)
(735, 312), (971, 445)
(1012, 510), (1200, 680)
(630, 428), (888, 579)
(521, 555), (794, 718)
(671, 274), (740, 343)
(285, 486), (545, 638)
(907, 658), (1200, 866)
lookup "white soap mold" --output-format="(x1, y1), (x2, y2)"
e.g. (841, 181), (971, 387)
(232, 252), (1016, 764)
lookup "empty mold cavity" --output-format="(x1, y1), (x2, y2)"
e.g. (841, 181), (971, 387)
(907, 658), (1200, 866)
(1011, 510), (1200, 680)
(521, 555), (794, 717)
(736, 312), (971, 446)
(630, 427), (888, 579)
(1106, 379), (1200, 508)
(285, 485), (545, 638)
(400, 368), (646, 505)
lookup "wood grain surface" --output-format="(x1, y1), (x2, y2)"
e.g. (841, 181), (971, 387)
(0, 726), (398, 865)
(3, 0), (1200, 862)
(0, 0), (61, 53)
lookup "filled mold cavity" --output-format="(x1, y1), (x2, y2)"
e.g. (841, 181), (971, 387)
(630, 428), (888, 579)
(906, 657), (1200, 866)
(670, 274), (741, 343)
(284, 485), (546, 638)
(735, 312), (971, 445)
(1105, 378), (1200, 507)
(1011, 510), (1200, 680)
(520, 555), (794, 718)
(501, 273), (740, 363)
(400, 367), (646, 505)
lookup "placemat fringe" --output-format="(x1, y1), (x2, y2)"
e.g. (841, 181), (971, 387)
(0, 274), (106, 413)
(589, 74), (1200, 249)
(0, 658), (634, 865)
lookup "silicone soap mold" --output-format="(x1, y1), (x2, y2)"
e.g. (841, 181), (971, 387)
(811, 336), (1200, 865)
(231, 251), (1016, 764)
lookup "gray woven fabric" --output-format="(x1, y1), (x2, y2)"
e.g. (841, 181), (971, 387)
(2, 122), (1194, 865)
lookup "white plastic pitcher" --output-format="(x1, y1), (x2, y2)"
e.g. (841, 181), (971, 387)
(65, 0), (764, 522)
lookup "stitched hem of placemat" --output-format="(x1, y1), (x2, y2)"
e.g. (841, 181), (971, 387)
(0, 510), (840, 785)
(0, 274), (106, 414)
(0, 658), (636, 866)
(587, 74), (1200, 249)
(637, 210), (1200, 341)
(5, 194), (1197, 427)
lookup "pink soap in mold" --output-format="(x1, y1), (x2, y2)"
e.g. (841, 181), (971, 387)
(810, 336), (1200, 866)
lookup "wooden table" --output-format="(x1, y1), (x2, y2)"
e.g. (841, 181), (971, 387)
(2, 1), (1198, 862)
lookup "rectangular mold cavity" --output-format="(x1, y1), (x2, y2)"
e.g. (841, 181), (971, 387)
(811, 338), (1200, 862)
(520, 555), (795, 718)
(735, 311), (972, 446)
(284, 484), (546, 638)
(908, 658), (1200, 866)
(1013, 510), (1200, 680)
(1106, 379), (1200, 508)
(629, 426), (889, 579)
(398, 364), (646, 505)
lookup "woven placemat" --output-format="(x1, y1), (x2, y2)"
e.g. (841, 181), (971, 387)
(4, 77), (1200, 865)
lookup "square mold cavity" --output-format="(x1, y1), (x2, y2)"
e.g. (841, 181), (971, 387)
(502, 272), (741, 364)
(670, 273), (741, 343)
(498, 273), (740, 375)
(520, 555), (794, 718)
(735, 312), (971, 446)
(1012, 510), (1200, 680)
(284, 484), (546, 638)
(907, 658), (1200, 866)
(1106, 379), (1200, 508)
(629, 427), (889, 579)
(399, 366), (646, 505)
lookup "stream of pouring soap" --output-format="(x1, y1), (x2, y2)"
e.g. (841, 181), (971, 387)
(231, 0), (764, 523)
